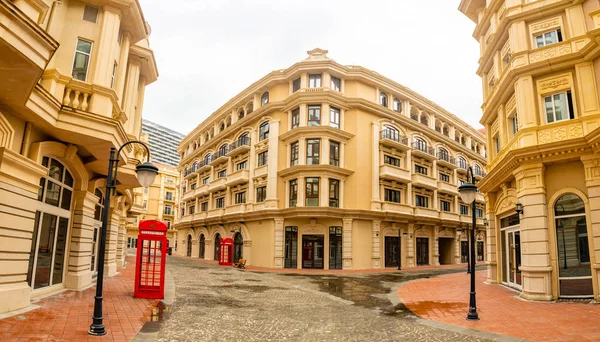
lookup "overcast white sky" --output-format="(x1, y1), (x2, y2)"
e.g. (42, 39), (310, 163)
(141, 0), (482, 135)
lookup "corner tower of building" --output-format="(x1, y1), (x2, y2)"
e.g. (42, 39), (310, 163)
(174, 49), (487, 272)
(459, 0), (600, 301)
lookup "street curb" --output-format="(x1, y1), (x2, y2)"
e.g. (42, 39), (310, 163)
(389, 279), (530, 342)
(133, 265), (176, 342)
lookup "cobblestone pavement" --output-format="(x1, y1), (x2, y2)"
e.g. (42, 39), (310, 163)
(155, 257), (507, 342)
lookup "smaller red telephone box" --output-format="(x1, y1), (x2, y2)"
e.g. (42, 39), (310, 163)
(219, 238), (233, 266)
(134, 220), (167, 299)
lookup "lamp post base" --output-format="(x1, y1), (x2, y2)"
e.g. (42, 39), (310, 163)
(89, 322), (107, 336)
(466, 310), (480, 320)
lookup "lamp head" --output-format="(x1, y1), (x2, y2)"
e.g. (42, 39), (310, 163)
(458, 182), (478, 204)
(136, 162), (159, 187)
(515, 202), (523, 215)
(483, 218), (488, 226)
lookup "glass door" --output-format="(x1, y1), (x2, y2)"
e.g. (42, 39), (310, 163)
(284, 227), (298, 269)
(416, 238), (429, 266)
(302, 235), (324, 269)
(384, 237), (399, 267)
(26, 213), (69, 289)
(504, 229), (522, 289)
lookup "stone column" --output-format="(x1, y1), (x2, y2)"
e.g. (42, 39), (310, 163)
(104, 206), (121, 276)
(297, 177), (305, 207)
(371, 220), (381, 268)
(248, 129), (257, 206)
(0, 149), (46, 314)
(433, 226), (440, 266)
(121, 61), (141, 133)
(117, 215), (127, 268)
(274, 219), (284, 268)
(407, 224), (415, 267)
(92, 7), (121, 87)
(455, 229), (462, 264)
(342, 219), (353, 269)
(64, 190), (97, 289)
(580, 156), (600, 301)
(514, 163), (552, 300)
(485, 193), (499, 283)
(265, 120), (280, 208)
(371, 122), (381, 209)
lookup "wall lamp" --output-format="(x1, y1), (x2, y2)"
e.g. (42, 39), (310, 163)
(483, 218), (488, 227)
(515, 202), (524, 215)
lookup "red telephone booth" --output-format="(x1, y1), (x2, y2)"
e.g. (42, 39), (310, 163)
(134, 220), (167, 299)
(219, 238), (233, 266)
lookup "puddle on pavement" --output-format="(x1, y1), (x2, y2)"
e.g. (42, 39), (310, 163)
(139, 301), (171, 334)
(217, 284), (286, 293)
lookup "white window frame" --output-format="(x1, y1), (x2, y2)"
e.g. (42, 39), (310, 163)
(535, 29), (562, 48)
(544, 91), (572, 124)
(72, 38), (93, 82)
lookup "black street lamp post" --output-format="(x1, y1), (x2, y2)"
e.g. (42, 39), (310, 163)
(89, 141), (158, 336)
(458, 166), (480, 321)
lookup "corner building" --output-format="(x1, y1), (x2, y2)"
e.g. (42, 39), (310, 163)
(174, 49), (486, 271)
(460, 0), (600, 300)
(0, 0), (157, 313)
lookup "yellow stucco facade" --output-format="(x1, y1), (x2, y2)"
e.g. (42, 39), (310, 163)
(460, 0), (600, 300)
(126, 163), (179, 252)
(174, 49), (487, 271)
(0, 0), (157, 314)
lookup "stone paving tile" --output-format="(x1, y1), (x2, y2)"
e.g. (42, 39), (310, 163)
(398, 270), (600, 342)
(156, 256), (495, 342)
(0, 256), (158, 342)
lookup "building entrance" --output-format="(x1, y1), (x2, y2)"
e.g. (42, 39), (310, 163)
(302, 235), (324, 269)
(384, 237), (399, 268)
(501, 213), (522, 290)
(438, 237), (454, 265)
(416, 237), (429, 266)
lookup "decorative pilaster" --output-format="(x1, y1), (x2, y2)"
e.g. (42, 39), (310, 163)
(371, 122), (381, 210)
(513, 163), (552, 300)
(485, 193), (499, 283)
(371, 220), (381, 268)
(580, 155), (600, 301)
(274, 219), (284, 268)
(433, 226), (440, 266)
(265, 120), (279, 209)
(342, 219), (353, 269)
(407, 224), (415, 267)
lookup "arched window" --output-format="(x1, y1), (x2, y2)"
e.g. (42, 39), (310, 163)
(380, 92), (388, 107)
(458, 156), (467, 169)
(410, 107), (419, 121)
(94, 188), (104, 221)
(226, 116), (232, 127)
(27, 157), (73, 289)
(382, 125), (399, 141)
(214, 233), (221, 260)
(199, 234), (205, 259)
(261, 92), (269, 106)
(233, 232), (243, 262)
(438, 147), (449, 161)
(259, 122), (269, 141)
(461, 136), (466, 146)
(238, 109), (245, 120)
(420, 115), (428, 126)
(186, 235), (192, 257)
(554, 193), (592, 296)
(219, 144), (228, 156)
(443, 125), (449, 137)
(247, 102), (254, 114)
(91, 188), (103, 273)
(219, 123), (225, 132)
(192, 161), (199, 171)
(393, 98), (402, 113)
(474, 164), (482, 176)
(203, 154), (211, 165)
(205, 133), (209, 142)
(414, 137), (427, 152)
(238, 132), (249, 145)
(193, 142), (197, 150)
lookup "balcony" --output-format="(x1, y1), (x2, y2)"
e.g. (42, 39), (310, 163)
(227, 137), (251, 157)
(207, 208), (225, 218)
(437, 181), (459, 195)
(411, 143), (436, 160)
(415, 207), (438, 218)
(474, 168), (486, 180)
(411, 173), (437, 190)
(436, 154), (456, 169)
(210, 149), (229, 166)
(440, 212), (459, 222)
(181, 190), (194, 202)
(197, 160), (211, 173)
(381, 202), (412, 214)
(457, 165), (468, 174)
(254, 165), (267, 178)
(226, 170), (249, 187)
(225, 204), (245, 214)
(194, 184), (209, 197)
(379, 131), (410, 151)
(379, 165), (411, 183)
(208, 178), (227, 192)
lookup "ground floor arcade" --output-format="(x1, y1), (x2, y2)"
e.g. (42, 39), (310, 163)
(175, 217), (486, 270)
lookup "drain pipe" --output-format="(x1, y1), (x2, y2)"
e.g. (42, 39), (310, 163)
(45, 0), (62, 32)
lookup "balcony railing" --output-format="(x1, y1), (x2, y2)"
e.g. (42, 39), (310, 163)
(437, 154), (455, 165)
(474, 168), (487, 178)
(412, 143), (436, 157)
(229, 137), (250, 152)
(380, 130), (409, 146)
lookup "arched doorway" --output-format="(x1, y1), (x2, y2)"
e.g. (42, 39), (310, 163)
(214, 233), (221, 260)
(26, 157), (73, 290)
(554, 193), (592, 297)
(199, 234), (205, 259)
(233, 232), (243, 262)
(186, 235), (192, 257)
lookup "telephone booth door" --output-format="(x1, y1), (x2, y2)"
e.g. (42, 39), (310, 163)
(219, 238), (233, 266)
(134, 220), (168, 299)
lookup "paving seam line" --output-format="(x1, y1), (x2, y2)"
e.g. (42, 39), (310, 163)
(389, 277), (530, 342)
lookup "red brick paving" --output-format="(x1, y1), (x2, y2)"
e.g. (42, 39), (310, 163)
(398, 270), (600, 342)
(0, 256), (158, 342)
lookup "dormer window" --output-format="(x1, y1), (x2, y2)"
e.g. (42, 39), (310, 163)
(261, 92), (269, 106)
(393, 99), (402, 113)
(535, 29), (562, 48)
(309, 74), (322, 88)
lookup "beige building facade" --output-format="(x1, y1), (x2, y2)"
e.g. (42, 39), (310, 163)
(174, 49), (487, 271)
(0, 0), (157, 314)
(460, 0), (600, 300)
(126, 163), (179, 252)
